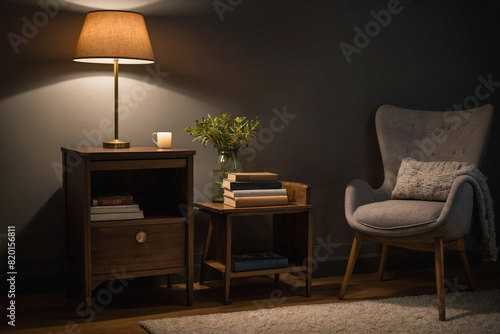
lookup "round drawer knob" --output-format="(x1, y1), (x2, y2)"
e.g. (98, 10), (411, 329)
(136, 231), (147, 243)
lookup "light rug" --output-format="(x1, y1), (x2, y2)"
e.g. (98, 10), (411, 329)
(140, 290), (500, 334)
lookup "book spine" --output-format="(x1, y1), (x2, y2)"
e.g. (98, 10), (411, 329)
(92, 198), (134, 206)
(231, 258), (289, 272)
(227, 172), (279, 181)
(224, 195), (288, 207)
(90, 210), (144, 222)
(225, 188), (287, 198)
(90, 204), (140, 214)
(223, 180), (282, 190)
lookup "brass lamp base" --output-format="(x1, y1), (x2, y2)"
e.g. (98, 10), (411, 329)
(103, 139), (130, 148)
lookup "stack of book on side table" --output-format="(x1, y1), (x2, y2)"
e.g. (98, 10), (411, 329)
(223, 172), (288, 208)
(90, 193), (144, 222)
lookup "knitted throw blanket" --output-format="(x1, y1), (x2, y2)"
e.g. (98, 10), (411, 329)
(392, 158), (497, 262)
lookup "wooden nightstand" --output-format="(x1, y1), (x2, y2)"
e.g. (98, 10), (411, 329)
(196, 182), (313, 304)
(62, 146), (195, 315)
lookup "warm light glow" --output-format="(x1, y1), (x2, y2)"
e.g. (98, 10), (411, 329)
(73, 10), (155, 148)
(73, 58), (153, 65)
(65, 0), (161, 12)
(73, 11), (155, 65)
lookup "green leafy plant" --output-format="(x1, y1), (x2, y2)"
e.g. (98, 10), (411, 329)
(185, 112), (260, 151)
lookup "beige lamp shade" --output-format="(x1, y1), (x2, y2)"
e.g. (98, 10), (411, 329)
(73, 11), (155, 64)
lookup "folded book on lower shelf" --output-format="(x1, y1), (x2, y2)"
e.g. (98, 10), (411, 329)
(231, 252), (288, 272)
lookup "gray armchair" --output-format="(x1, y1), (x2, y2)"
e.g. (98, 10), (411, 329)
(340, 104), (494, 321)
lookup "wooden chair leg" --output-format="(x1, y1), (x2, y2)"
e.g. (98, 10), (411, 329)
(378, 244), (389, 282)
(434, 237), (445, 321)
(339, 232), (364, 299)
(457, 238), (474, 291)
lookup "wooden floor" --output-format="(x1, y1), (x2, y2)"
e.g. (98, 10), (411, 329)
(3, 263), (499, 334)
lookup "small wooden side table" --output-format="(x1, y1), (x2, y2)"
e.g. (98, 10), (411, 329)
(196, 182), (313, 304)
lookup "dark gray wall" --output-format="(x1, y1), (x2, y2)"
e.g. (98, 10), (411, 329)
(1, 0), (499, 293)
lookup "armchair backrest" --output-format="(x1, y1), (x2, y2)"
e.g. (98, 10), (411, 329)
(375, 104), (494, 194)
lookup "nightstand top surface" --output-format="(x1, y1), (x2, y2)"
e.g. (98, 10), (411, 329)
(62, 146), (196, 159)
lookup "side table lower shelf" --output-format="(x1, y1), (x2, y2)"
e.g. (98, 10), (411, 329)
(202, 260), (307, 279)
(196, 197), (313, 305)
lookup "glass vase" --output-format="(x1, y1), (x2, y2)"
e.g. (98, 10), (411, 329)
(212, 150), (242, 202)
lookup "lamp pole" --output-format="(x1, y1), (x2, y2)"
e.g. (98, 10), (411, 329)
(103, 59), (130, 148)
(114, 58), (119, 142)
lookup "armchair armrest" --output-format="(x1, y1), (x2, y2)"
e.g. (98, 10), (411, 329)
(282, 181), (311, 204)
(439, 174), (497, 261)
(437, 175), (475, 227)
(345, 179), (389, 219)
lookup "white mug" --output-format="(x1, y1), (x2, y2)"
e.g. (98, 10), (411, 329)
(152, 132), (172, 149)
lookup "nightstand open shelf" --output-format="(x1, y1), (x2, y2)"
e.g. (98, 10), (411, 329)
(62, 146), (195, 316)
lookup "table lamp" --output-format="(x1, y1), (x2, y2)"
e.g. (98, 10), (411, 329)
(73, 11), (155, 148)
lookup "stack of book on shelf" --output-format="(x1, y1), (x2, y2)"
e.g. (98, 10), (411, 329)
(90, 193), (144, 222)
(223, 172), (288, 208)
(231, 252), (288, 272)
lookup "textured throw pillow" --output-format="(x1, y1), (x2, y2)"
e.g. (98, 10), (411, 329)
(391, 158), (476, 201)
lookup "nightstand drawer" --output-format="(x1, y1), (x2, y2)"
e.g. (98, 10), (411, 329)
(91, 222), (186, 274)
